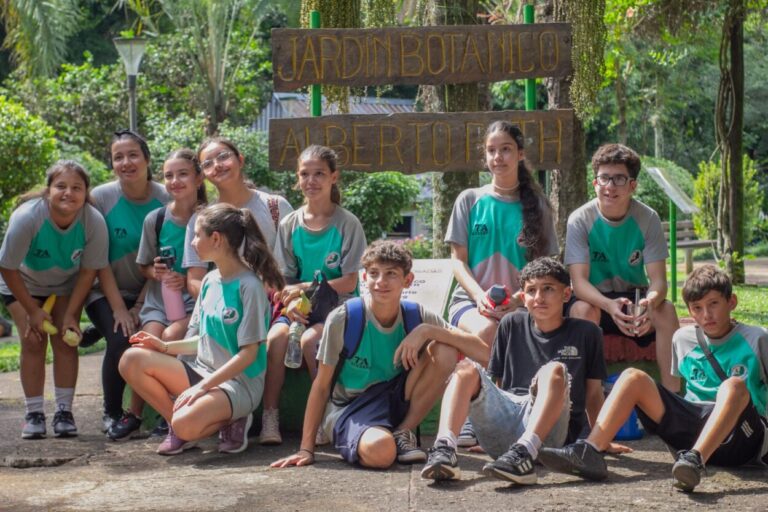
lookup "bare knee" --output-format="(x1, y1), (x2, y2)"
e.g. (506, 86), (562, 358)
(266, 328), (288, 362)
(451, 359), (481, 395)
(357, 428), (396, 469)
(170, 413), (202, 441)
(718, 377), (749, 407)
(118, 347), (148, 380)
(569, 300), (600, 324)
(537, 362), (567, 393)
(615, 367), (654, 393)
(426, 341), (458, 376)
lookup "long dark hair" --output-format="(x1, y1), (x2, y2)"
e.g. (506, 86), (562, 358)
(165, 148), (207, 206)
(296, 145), (341, 205)
(484, 121), (552, 261)
(110, 129), (152, 181)
(18, 160), (91, 206)
(197, 203), (285, 290)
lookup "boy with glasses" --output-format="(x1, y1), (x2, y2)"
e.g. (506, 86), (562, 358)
(565, 144), (680, 391)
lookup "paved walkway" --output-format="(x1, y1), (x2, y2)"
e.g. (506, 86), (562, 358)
(1, 353), (767, 511)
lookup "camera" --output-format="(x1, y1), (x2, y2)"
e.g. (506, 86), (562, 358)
(158, 246), (176, 269)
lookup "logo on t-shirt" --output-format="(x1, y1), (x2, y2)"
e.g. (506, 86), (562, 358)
(32, 248), (51, 259)
(349, 355), (370, 370)
(325, 252), (341, 269)
(690, 367), (707, 382)
(222, 307), (240, 324)
(114, 227), (128, 240)
(557, 346), (579, 359)
(71, 249), (83, 263)
(628, 250), (642, 266)
(471, 223), (489, 236)
(591, 250), (608, 263)
(730, 364), (748, 378)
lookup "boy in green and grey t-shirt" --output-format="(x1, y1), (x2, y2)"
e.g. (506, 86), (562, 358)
(564, 143), (680, 392)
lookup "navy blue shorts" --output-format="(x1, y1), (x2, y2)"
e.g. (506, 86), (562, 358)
(273, 315), (291, 326)
(636, 383), (767, 467)
(333, 371), (410, 465)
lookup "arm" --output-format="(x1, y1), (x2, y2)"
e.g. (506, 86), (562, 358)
(129, 330), (199, 356)
(395, 323), (491, 369)
(570, 263), (635, 336)
(61, 268), (98, 334)
(642, 260), (668, 310)
(0, 268), (49, 336)
(186, 267), (206, 300)
(451, 244), (521, 319)
(174, 342), (259, 410)
(271, 361), (335, 467)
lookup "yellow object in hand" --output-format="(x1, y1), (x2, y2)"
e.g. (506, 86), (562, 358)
(42, 294), (58, 335)
(295, 292), (311, 315)
(63, 329), (81, 347)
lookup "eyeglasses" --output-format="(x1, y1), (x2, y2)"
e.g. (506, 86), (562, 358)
(595, 174), (633, 187)
(201, 151), (234, 170)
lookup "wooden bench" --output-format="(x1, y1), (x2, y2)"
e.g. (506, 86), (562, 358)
(662, 220), (715, 275)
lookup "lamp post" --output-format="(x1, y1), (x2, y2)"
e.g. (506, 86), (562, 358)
(113, 37), (147, 132)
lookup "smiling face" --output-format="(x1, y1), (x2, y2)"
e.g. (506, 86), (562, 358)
(297, 157), (337, 201)
(363, 261), (413, 307)
(48, 168), (87, 218)
(520, 275), (571, 326)
(686, 289), (737, 339)
(485, 130), (524, 186)
(163, 157), (203, 201)
(593, 163), (637, 219)
(199, 142), (243, 189)
(111, 138), (149, 185)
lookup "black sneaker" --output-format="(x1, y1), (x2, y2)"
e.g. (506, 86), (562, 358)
(538, 440), (608, 481)
(393, 429), (426, 464)
(482, 443), (537, 485)
(21, 412), (46, 439)
(672, 450), (704, 492)
(457, 418), (478, 448)
(151, 418), (169, 438)
(107, 411), (142, 441)
(52, 409), (78, 437)
(421, 440), (460, 481)
(79, 324), (102, 348)
(102, 413), (120, 433)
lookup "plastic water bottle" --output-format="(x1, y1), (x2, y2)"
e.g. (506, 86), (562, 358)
(284, 322), (305, 369)
(486, 284), (510, 309)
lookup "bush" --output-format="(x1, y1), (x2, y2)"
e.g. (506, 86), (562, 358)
(693, 157), (763, 243)
(401, 235), (433, 259)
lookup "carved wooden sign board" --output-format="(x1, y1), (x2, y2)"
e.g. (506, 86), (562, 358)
(269, 23), (574, 174)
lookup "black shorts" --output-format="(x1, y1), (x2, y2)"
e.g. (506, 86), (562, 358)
(181, 360), (204, 387)
(596, 291), (655, 347)
(2, 293), (48, 307)
(333, 371), (410, 465)
(636, 383), (767, 467)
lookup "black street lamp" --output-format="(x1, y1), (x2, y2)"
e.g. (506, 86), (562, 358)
(113, 37), (147, 132)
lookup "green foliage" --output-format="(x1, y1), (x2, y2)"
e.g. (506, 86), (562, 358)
(693, 156), (764, 243)
(401, 235), (433, 259)
(0, 96), (56, 215)
(56, 142), (111, 187)
(583, 154), (695, 221)
(342, 172), (420, 242)
(144, 112), (206, 172)
(0, 339), (106, 373)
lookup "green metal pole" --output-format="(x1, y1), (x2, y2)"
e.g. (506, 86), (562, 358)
(670, 201), (677, 303)
(524, 4), (536, 111)
(310, 11), (321, 117)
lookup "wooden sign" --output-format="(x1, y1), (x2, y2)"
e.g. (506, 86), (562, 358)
(269, 110), (574, 173)
(272, 24), (572, 91)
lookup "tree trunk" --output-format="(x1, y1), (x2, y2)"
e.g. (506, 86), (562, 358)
(426, 0), (481, 258)
(614, 59), (628, 145)
(728, 5), (744, 283)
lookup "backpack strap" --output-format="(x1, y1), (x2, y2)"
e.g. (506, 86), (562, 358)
(155, 206), (167, 247)
(267, 195), (280, 230)
(329, 297), (366, 405)
(694, 326), (729, 382)
(400, 300), (422, 335)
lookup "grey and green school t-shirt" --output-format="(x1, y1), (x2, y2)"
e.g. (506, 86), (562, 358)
(182, 190), (293, 269)
(565, 198), (667, 293)
(672, 323), (768, 416)
(445, 185), (559, 304)
(135, 207), (195, 323)
(317, 299), (449, 406)
(185, 269), (270, 396)
(90, 180), (168, 300)
(274, 206), (366, 300)
(0, 198), (109, 296)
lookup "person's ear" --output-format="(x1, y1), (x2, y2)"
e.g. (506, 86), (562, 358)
(404, 271), (415, 288)
(563, 286), (572, 303)
(729, 293), (738, 311)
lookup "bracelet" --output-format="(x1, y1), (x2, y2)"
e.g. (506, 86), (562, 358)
(162, 342), (169, 354)
(298, 448), (314, 457)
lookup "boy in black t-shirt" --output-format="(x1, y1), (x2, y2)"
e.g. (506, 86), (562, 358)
(421, 258), (607, 484)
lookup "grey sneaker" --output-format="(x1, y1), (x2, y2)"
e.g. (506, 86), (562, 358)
(483, 443), (537, 485)
(259, 408), (282, 445)
(219, 414), (253, 454)
(22, 412), (46, 439)
(393, 429), (426, 464)
(52, 409), (78, 438)
(672, 450), (704, 492)
(421, 439), (460, 481)
(457, 418), (478, 448)
(538, 440), (608, 481)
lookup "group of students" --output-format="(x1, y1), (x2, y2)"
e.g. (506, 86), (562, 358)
(1, 120), (765, 494)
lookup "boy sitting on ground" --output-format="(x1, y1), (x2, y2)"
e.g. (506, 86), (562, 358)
(539, 265), (768, 492)
(421, 257), (607, 484)
(271, 240), (488, 469)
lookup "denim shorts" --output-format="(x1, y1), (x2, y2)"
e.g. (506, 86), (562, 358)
(468, 361), (571, 459)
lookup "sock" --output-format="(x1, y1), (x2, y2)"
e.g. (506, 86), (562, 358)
(517, 431), (542, 459)
(435, 431), (458, 450)
(584, 438), (601, 452)
(24, 395), (44, 415)
(54, 387), (75, 412)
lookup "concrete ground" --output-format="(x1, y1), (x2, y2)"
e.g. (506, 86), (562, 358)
(1, 353), (767, 511)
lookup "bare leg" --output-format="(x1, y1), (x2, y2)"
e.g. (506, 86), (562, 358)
(358, 426), (397, 469)
(125, 322), (167, 417)
(162, 317), (190, 343)
(524, 362), (567, 441)
(650, 301), (681, 392)
(588, 368), (665, 451)
(171, 388), (232, 441)
(8, 301), (47, 399)
(262, 323), (289, 410)
(435, 359), (481, 438)
(692, 377), (751, 462)
(457, 309), (498, 357)
(568, 300), (601, 324)
(397, 341), (458, 431)
(300, 324), (323, 379)
(118, 348), (189, 421)
(49, 296), (79, 390)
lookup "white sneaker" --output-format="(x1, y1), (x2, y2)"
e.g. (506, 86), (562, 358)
(259, 408), (282, 445)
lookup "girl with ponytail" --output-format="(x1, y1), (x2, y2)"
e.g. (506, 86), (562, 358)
(259, 144), (366, 446)
(119, 204), (283, 456)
